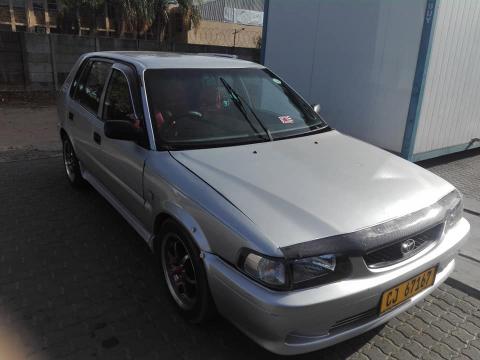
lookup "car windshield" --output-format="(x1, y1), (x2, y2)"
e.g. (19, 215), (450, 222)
(145, 68), (328, 149)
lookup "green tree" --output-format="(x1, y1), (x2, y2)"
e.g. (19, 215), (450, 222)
(57, 0), (105, 35)
(56, 0), (79, 35)
(84, 0), (105, 36)
(177, 0), (201, 32)
(57, 0), (201, 40)
(113, 0), (162, 38)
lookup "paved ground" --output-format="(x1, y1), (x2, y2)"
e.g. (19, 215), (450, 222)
(0, 103), (59, 153)
(447, 213), (480, 292)
(421, 151), (480, 292)
(1, 102), (480, 359)
(0, 156), (479, 360)
(420, 150), (480, 203)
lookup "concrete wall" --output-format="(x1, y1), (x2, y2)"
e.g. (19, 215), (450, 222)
(263, 0), (426, 153)
(0, 31), (25, 91)
(180, 20), (262, 48)
(0, 31), (260, 91)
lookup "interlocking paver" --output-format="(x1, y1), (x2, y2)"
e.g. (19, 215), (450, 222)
(362, 345), (388, 360)
(414, 332), (438, 349)
(418, 351), (444, 360)
(369, 337), (398, 355)
(461, 346), (480, 360)
(420, 148), (480, 202)
(431, 342), (460, 359)
(423, 325), (448, 342)
(0, 153), (479, 360)
(452, 328), (475, 343)
(460, 321), (480, 336)
(402, 340), (430, 358)
(391, 348), (418, 360)
(397, 324), (420, 339)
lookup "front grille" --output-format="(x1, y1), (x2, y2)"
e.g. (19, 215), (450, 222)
(330, 308), (378, 333)
(364, 223), (444, 268)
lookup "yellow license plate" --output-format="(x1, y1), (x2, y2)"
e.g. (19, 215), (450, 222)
(380, 266), (437, 314)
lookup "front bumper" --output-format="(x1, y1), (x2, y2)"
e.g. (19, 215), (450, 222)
(204, 218), (470, 355)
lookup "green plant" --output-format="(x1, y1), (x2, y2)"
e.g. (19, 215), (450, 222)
(56, 0), (201, 40)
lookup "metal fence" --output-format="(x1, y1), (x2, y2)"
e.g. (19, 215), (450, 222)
(198, 0), (264, 25)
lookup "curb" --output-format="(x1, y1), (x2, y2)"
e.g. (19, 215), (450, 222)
(445, 277), (480, 300)
(464, 197), (480, 217)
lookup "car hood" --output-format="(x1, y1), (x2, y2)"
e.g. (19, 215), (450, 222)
(170, 131), (454, 248)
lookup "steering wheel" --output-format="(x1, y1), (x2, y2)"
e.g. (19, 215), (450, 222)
(166, 111), (226, 135)
(177, 110), (203, 119)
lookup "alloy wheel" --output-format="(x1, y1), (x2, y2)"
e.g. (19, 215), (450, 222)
(161, 232), (198, 310)
(63, 140), (76, 181)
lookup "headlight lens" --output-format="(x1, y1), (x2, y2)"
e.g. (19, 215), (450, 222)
(292, 254), (336, 283)
(243, 253), (286, 286)
(441, 189), (463, 230)
(241, 252), (340, 289)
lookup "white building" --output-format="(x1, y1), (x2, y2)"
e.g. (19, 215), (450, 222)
(262, 0), (480, 161)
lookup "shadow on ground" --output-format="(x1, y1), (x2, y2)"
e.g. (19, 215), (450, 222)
(0, 157), (382, 359)
(418, 147), (480, 168)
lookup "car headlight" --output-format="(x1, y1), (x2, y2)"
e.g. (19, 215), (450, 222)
(240, 251), (341, 289)
(243, 253), (286, 286)
(292, 254), (336, 283)
(440, 189), (463, 230)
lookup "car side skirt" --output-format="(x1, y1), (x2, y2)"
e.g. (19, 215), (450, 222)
(81, 165), (155, 249)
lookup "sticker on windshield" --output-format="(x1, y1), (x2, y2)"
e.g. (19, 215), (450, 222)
(272, 78), (282, 85)
(278, 115), (294, 124)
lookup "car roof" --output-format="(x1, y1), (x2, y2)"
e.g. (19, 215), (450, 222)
(84, 51), (264, 70)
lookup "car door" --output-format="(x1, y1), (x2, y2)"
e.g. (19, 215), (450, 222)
(67, 59), (112, 175)
(91, 63), (150, 225)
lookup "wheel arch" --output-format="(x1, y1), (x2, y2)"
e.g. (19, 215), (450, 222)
(153, 203), (212, 255)
(60, 127), (68, 141)
(60, 128), (80, 155)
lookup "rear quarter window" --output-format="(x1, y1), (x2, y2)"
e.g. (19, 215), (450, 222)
(69, 59), (89, 98)
(74, 60), (112, 114)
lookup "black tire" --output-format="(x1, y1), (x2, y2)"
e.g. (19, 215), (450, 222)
(62, 136), (84, 188)
(158, 219), (216, 323)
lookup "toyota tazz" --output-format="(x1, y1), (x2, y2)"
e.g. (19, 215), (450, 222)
(57, 52), (470, 355)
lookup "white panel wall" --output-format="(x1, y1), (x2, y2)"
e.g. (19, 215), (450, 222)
(263, 0), (426, 152)
(262, 0), (319, 98)
(414, 0), (480, 156)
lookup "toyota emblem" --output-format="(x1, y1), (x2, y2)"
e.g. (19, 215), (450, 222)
(401, 239), (416, 254)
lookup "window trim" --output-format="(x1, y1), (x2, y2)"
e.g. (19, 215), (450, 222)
(102, 67), (140, 123)
(101, 63), (150, 149)
(70, 54), (159, 151)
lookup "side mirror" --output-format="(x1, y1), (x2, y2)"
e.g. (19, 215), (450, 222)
(312, 104), (321, 115)
(104, 120), (140, 141)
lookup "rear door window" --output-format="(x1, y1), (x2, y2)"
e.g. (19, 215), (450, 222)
(74, 60), (112, 114)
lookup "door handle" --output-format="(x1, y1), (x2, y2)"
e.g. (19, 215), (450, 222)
(68, 112), (74, 121)
(93, 132), (101, 145)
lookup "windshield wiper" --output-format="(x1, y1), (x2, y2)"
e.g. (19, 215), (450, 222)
(219, 77), (273, 141)
(274, 124), (332, 141)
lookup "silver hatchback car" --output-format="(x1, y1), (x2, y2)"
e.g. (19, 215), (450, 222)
(57, 51), (470, 355)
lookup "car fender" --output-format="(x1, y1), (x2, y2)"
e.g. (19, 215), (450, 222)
(158, 200), (212, 253)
